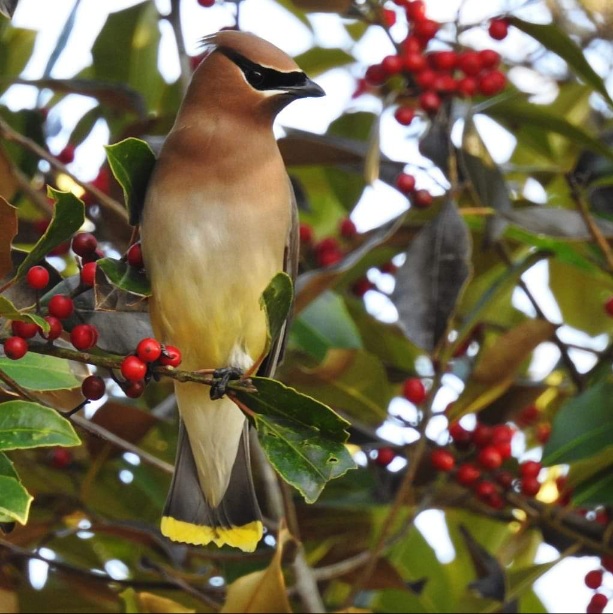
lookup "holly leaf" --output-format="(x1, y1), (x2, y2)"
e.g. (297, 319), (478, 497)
(260, 272), (293, 352)
(231, 377), (355, 503)
(0, 353), (80, 391)
(105, 137), (156, 225)
(0, 400), (80, 450)
(15, 188), (84, 280)
(97, 257), (151, 297)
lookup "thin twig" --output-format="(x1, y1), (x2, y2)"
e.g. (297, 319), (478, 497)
(566, 172), (613, 273)
(0, 117), (127, 220)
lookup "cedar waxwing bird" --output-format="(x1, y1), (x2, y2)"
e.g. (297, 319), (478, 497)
(140, 30), (324, 552)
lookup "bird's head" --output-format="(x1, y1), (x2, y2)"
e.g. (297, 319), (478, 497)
(188, 30), (325, 120)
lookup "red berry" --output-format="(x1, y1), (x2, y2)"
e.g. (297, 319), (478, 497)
(127, 243), (144, 269)
(478, 70), (506, 96)
(299, 223), (313, 245)
(382, 54), (403, 76)
(50, 447), (72, 469)
(123, 380), (145, 399)
(57, 144), (75, 164)
(457, 51), (483, 76)
(419, 91), (441, 114)
(81, 375), (106, 400)
(477, 445), (503, 470)
(403, 52), (427, 73)
(495, 470), (515, 490)
(402, 377), (426, 404)
(374, 446), (396, 467)
(517, 404), (539, 426)
(536, 423), (551, 444)
(585, 569), (603, 590)
(380, 261), (398, 274)
(197, 0), (215, 7)
(456, 463), (481, 486)
(433, 73), (457, 94)
(601, 555), (613, 573)
(496, 442), (512, 460)
(520, 460), (541, 479)
(80, 262), (97, 287)
(351, 277), (374, 298)
(159, 345), (182, 368)
(449, 421), (472, 448)
(26, 266), (50, 290)
(478, 49), (501, 69)
(394, 106), (416, 126)
(365, 64), (387, 86)
(491, 424), (514, 445)
(401, 36), (424, 55)
(474, 480), (496, 501)
(317, 249), (343, 268)
(70, 324), (98, 351)
(456, 76), (478, 98)
(488, 18), (509, 41)
(415, 69), (436, 89)
(605, 296), (613, 317)
(39, 316), (63, 341)
(48, 295), (74, 320)
(413, 189), (433, 208)
(3, 336), (28, 360)
(472, 423), (493, 448)
(381, 8), (397, 28)
(405, 0), (426, 21)
(588, 594), (608, 614)
(413, 19), (439, 43)
(396, 172), (417, 194)
(429, 51), (457, 72)
(136, 338), (162, 363)
(520, 476), (541, 497)
(71, 232), (97, 257)
(11, 320), (39, 339)
(431, 449), (455, 472)
(340, 218), (357, 239)
(121, 355), (147, 381)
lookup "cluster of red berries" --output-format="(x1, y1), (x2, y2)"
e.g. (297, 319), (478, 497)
(299, 218), (398, 297)
(373, 377), (427, 467)
(358, 2), (509, 116)
(584, 556), (613, 613)
(394, 171), (434, 208)
(516, 403), (552, 445)
(430, 418), (544, 509)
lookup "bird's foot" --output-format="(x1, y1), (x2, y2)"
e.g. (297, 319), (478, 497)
(210, 367), (244, 400)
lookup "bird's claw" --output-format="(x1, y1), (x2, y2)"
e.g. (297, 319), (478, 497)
(210, 367), (244, 400)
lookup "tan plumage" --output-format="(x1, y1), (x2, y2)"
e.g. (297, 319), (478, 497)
(140, 31), (323, 552)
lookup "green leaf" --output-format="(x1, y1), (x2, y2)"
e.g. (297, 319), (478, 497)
(105, 137), (156, 225)
(570, 466), (613, 506)
(0, 353), (80, 391)
(0, 475), (32, 525)
(483, 97), (613, 163)
(260, 272), (294, 352)
(543, 380), (613, 466)
(290, 291), (362, 361)
(0, 451), (17, 479)
(510, 17), (613, 108)
(0, 296), (48, 331)
(231, 376), (356, 503)
(293, 47), (353, 77)
(97, 256), (151, 297)
(0, 400), (80, 450)
(0, 22), (36, 79)
(15, 188), (84, 280)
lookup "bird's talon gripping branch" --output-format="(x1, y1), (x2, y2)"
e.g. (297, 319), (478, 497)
(210, 367), (244, 400)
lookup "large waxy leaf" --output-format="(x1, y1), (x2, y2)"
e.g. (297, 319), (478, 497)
(543, 380), (613, 466)
(448, 319), (556, 421)
(393, 199), (471, 353)
(231, 377), (355, 503)
(0, 353), (80, 391)
(97, 257), (151, 297)
(510, 17), (613, 108)
(505, 207), (613, 239)
(0, 197), (17, 279)
(0, 400), (80, 450)
(105, 137), (156, 225)
(15, 188), (84, 280)
(0, 451), (31, 525)
(260, 272), (293, 352)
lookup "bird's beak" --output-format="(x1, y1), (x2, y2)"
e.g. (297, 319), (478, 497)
(283, 76), (325, 99)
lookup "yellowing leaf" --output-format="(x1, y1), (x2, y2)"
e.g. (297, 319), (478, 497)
(221, 527), (293, 613)
(448, 319), (556, 420)
(136, 592), (195, 614)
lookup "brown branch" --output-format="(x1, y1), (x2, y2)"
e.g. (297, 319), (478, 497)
(0, 117), (127, 220)
(566, 173), (613, 274)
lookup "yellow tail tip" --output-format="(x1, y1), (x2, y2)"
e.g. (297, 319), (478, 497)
(161, 516), (263, 552)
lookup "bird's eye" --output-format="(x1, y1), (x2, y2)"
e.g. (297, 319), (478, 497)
(247, 69), (265, 87)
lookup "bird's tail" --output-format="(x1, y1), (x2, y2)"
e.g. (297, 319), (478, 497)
(161, 419), (263, 552)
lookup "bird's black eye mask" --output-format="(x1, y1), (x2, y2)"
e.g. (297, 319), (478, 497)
(217, 47), (308, 92)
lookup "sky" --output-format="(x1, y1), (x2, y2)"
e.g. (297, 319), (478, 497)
(4, 0), (608, 611)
